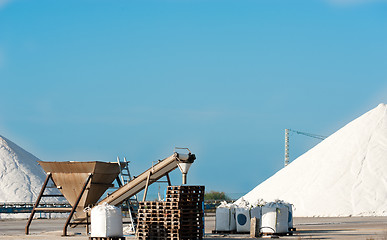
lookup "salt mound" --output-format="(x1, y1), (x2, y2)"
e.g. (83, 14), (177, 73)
(0, 135), (46, 203)
(238, 103), (387, 217)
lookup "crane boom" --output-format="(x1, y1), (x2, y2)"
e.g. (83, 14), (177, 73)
(289, 129), (327, 140)
(284, 128), (327, 167)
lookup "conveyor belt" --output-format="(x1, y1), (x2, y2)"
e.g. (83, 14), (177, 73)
(98, 152), (196, 206)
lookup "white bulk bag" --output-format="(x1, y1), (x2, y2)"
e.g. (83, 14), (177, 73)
(235, 207), (250, 233)
(261, 206), (276, 234)
(91, 203), (123, 237)
(276, 204), (289, 233)
(250, 206), (261, 220)
(215, 202), (236, 231)
(261, 202), (289, 234)
(284, 203), (293, 229)
(250, 206), (262, 231)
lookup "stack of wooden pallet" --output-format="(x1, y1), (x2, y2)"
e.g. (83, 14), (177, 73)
(136, 201), (167, 240)
(165, 186), (205, 240)
(136, 185), (205, 240)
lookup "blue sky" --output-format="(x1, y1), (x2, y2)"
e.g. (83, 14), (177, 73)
(0, 0), (386, 199)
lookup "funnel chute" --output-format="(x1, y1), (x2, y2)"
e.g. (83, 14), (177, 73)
(38, 161), (120, 217)
(26, 161), (121, 236)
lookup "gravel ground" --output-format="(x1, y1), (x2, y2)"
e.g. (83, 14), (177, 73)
(1, 214), (387, 239)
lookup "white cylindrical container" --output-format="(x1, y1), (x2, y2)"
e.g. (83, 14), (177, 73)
(215, 203), (236, 231)
(261, 205), (276, 234)
(235, 207), (250, 233)
(261, 202), (289, 234)
(91, 203), (123, 237)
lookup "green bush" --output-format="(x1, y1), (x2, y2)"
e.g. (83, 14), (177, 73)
(204, 191), (230, 201)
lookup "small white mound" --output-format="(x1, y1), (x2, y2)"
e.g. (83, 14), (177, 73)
(238, 103), (387, 217)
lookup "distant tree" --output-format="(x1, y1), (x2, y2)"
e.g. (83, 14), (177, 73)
(204, 191), (230, 201)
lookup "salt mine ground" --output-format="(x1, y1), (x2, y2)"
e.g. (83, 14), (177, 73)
(1, 215), (387, 239)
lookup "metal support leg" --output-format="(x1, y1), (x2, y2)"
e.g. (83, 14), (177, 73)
(143, 172), (152, 202)
(25, 173), (52, 235)
(86, 211), (89, 235)
(166, 173), (172, 186)
(62, 173), (93, 236)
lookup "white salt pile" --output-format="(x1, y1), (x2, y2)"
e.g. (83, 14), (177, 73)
(238, 103), (387, 217)
(0, 135), (46, 203)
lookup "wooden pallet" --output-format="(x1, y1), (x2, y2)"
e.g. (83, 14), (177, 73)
(164, 202), (203, 208)
(164, 225), (204, 230)
(136, 236), (166, 240)
(138, 207), (165, 210)
(165, 208), (203, 213)
(89, 237), (125, 240)
(165, 198), (204, 203)
(166, 191), (204, 196)
(136, 186), (205, 240)
(166, 191), (204, 195)
(164, 220), (203, 225)
(169, 229), (204, 234)
(166, 198), (204, 202)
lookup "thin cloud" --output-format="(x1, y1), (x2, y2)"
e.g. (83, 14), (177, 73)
(327, 0), (387, 6)
(0, 0), (12, 9)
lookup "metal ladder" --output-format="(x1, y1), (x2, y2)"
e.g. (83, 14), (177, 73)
(116, 157), (138, 234)
(118, 157), (133, 185)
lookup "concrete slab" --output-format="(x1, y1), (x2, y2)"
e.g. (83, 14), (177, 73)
(1, 215), (386, 239)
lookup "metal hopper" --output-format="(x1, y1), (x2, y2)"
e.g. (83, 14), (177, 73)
(26, 161), (121, 236)
(38, 161), (120, 212)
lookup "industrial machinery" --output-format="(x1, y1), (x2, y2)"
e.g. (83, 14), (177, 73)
(98, 148), (196, 205)
(25, 148), (196, 236)
(284, 129), (327, 167)
(25, 161), (121, 236)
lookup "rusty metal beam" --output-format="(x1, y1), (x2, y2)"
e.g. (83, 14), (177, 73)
(25, 173), (52, 235)
(62, 173), (93, 236)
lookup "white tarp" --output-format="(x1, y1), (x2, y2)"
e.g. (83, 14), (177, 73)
(91, 203), (123, 237)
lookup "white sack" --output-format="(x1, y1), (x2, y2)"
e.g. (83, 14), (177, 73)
(250, 206), (261, 220)
(91, 203), (123, 237)
(276, 205), (289, 233)
(261, 206), (276, 233)
(285, 203), (293, 228)
(215, 202), (236, 231)
(235, 207), (250, 233)
(261, 202), (289, 234)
